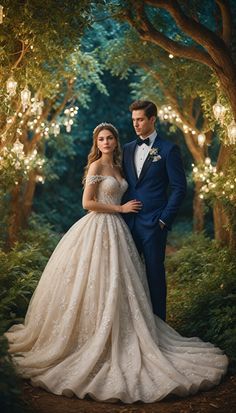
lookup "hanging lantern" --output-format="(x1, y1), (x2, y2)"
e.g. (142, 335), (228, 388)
(12, 138), (24, 155)
(31, 99), (44, 116)
(227, 120), (236, 145)
(0, 5), (3, 24)
(212, 101), (226, 123)
(6, 76), (18, 96)
(205, 157), (211, 165)
(21, 86), (31, 112)
(197, 133), (206, 147)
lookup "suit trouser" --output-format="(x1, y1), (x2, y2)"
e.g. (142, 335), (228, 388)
(130, 222), (168, 321)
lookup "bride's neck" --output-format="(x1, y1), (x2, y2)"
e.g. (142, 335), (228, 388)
(100, 154), (114, 167)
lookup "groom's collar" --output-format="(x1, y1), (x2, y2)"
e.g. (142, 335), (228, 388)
(140, 130), (157, 146)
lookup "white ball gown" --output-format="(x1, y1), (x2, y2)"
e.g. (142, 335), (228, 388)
(5, 175), (228, 403)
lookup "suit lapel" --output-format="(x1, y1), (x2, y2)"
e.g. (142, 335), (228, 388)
(137, 135), (161, 185)
(129, 141), (138, 181)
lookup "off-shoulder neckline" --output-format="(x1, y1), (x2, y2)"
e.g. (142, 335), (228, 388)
(87, 175), (125, 186)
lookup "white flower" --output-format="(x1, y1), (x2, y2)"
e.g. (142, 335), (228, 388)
(149, 147), (161, 162)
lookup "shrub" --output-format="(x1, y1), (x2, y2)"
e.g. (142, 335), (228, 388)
(0, 214), (60, 412)
(167, 233), (236, 369)
(0, 214), (60, 330)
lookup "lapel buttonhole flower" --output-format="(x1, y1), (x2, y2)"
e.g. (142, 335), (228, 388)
(149, 147), (161, 162)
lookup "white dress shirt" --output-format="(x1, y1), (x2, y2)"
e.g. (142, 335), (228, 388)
(134, 130), (157, 177)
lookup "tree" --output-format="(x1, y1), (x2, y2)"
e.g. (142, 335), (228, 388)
(0, 0), (106, 247)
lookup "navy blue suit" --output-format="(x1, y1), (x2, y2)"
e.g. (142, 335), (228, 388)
(122, 134), (187, 320)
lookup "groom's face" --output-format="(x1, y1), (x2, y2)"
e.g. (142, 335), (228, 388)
(132, 110), (156, 138)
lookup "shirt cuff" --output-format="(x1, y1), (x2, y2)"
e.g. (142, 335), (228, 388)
(159, 219), (166, 226)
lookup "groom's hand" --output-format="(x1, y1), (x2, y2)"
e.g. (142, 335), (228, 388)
(159, 220), (165, 230)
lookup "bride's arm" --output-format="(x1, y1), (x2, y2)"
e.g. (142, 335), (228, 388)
(82, 165), (142, 214)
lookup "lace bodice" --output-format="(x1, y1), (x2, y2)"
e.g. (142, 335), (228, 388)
(86, 175), (128, 205)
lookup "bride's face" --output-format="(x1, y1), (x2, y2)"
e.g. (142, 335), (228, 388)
(97, 129), (117, 155)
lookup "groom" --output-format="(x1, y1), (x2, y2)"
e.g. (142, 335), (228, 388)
(122, 100), (187, 321)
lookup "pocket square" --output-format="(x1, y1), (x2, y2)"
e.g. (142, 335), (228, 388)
(152, 155), (162, 162)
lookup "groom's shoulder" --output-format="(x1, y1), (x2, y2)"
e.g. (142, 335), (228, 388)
(123, 139), (136, 149)
(160, 137), (178, 152)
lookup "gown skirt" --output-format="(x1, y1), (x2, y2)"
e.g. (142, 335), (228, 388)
(5, 175), (228, 403)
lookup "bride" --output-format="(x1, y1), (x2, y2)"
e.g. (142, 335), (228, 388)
(5, 123), (228, 403)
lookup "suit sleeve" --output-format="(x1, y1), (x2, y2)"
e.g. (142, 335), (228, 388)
(159, 145), (187, 229)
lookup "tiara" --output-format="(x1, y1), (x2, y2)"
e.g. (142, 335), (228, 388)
(93, 122), (119, 135)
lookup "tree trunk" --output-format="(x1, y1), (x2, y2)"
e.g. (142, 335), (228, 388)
(213, 200), (230, 245)
(6, 183), (22, 250)
(215, 68), (236, 123)
(193, 180), (204, 232)
(214, 136), (236, 250)
(21, 170), (37, 228)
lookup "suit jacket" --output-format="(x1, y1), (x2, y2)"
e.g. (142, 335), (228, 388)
(122, 134), (187, 230)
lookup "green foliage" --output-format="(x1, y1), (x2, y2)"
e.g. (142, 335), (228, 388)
(0, 213), (58, 412)
(0, 333), (31, 413)
(167, 233), (236, 369)
(0, 213), (60, 329)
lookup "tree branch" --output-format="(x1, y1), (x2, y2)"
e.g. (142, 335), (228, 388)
(144, 0), (234, 70)
(11, 40), (30, 70)
(215, 0), (232, 46)
(126, 2), (218, 70)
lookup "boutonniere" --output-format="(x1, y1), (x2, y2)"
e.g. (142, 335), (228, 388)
(149, 147), (161, 162)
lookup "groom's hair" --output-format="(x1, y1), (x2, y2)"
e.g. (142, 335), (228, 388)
(129, 100), (157, 119)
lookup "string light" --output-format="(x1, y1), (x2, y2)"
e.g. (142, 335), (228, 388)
(158, 104), (198, 136)
(192, 161), (236, 205)
(53, 123), (60, 137)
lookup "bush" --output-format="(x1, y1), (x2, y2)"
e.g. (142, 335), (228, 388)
(0, 213), (60, 329)
(0, 330), (32, 413)
(0, 214), (60, 412)
(167, 233), (236, 369)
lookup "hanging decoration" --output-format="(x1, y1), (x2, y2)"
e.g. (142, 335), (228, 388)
(31, 98), (44, 116)
(197, 133), (206, 147)
(21, 86), (31, 112)
(11, 138), (24, 157)
(6, 76), (18, 96)
(212, 101), (226, 124)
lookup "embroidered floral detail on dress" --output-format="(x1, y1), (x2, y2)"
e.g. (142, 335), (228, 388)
(86, 175), (105, 185)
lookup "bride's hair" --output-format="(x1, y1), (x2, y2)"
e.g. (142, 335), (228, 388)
(82, 122), (122, 184)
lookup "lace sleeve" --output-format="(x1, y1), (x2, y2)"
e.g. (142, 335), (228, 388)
(86, 175), (105, 186)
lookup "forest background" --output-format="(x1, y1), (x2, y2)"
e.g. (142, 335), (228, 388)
(0, 1), (236, 411)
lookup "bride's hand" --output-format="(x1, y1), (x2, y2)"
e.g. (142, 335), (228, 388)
(120, 200), (142, 213)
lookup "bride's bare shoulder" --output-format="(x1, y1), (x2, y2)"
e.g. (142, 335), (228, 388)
(87, 160), (103, 176)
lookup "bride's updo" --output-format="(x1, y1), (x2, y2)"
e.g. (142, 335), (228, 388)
(83, 122), (122, 183)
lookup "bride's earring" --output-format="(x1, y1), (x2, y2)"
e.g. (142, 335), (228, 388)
(97, 148), (100, 156)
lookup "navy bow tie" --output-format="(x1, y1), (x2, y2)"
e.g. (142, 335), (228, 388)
(136, 137), (150, 146)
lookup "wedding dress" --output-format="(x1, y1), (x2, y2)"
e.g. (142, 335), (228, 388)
(5, 175), (228, 403)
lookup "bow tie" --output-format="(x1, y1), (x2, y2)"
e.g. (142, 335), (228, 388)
(136, 137), (150, 146)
